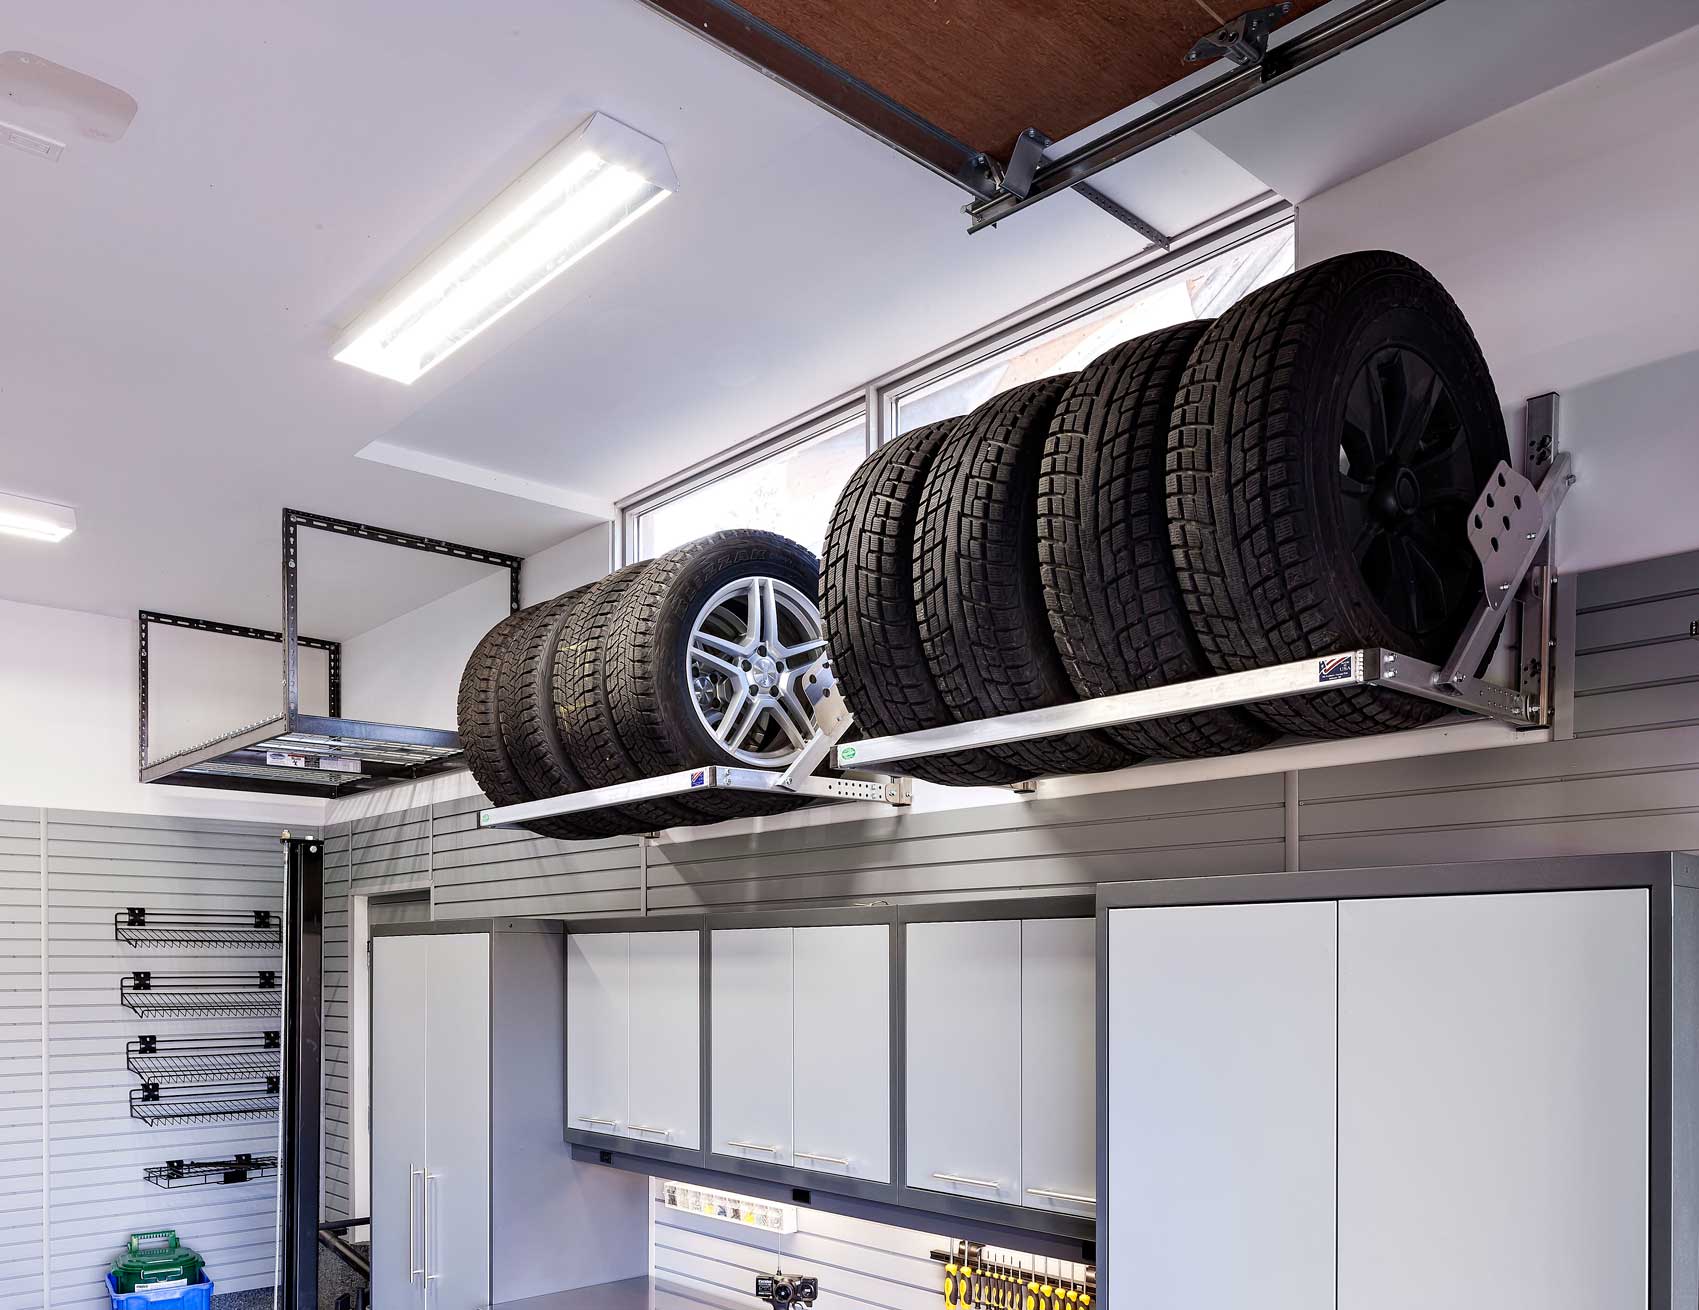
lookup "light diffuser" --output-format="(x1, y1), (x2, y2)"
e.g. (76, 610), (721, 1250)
(335, 113), (677, 384)
(0, 490), (75, 542)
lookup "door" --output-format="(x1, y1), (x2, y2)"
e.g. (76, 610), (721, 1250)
(371, 935), (428, 1309)
(904, 919), (1022, 1205)
(566, 932), (628, 1136)
(627, 931), (701, 1150)
(711, 928), (794, 1166)
(1106, 901), (1337, 1310)
(793, 924), (890, 1182)
(1338, 889), (1649, 1310)
(423, 933), (491, 1310)
(1020, 917), (1095, 1216)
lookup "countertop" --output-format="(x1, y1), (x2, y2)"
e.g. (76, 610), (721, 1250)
(493, 1276), (748, 1310)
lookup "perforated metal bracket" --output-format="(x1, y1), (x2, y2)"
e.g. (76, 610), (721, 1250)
(1186, 2), (1294, 68)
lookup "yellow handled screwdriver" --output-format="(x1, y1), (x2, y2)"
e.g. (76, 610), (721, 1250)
(944, 1259), (959, 1307)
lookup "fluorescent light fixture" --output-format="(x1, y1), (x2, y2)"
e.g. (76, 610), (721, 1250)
(334, 113), (677, 384)
(0, 490), (75, 542)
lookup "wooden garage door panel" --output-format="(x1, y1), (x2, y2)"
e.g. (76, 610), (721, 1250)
(733, 0), (1333, 159)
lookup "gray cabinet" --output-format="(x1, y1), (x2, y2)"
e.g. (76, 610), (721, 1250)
(566, 931), (629, 1137)
(792, 924), (890, 1183)
(1019, 916), (1096, 1216)
(373, 923), (648, 1310)
(627, 931), (701, 1150)
(711, 928), (796, 1167)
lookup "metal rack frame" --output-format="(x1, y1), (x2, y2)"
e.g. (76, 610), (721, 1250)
(143, 1154), (278, 1189)
(126, 1032), (282, 1086)
(485, 397), (1571, 832)
(140, 509), (522, 797)
(119, 971), (282, 1020)
(129, 1080), (280, 1127)
(114, 907), (282, 951)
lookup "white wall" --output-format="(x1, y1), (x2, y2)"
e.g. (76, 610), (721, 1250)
(1297, 23), (1699, 574)
(0, 598), (321, 823)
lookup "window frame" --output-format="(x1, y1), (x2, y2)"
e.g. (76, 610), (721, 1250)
(617, 197), (1294, 566)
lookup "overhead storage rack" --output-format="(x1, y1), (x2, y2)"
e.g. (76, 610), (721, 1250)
(140, 509), (522, 797)
(484, 397), (1572, 832)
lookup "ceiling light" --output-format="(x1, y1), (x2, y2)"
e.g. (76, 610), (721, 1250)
(334, 113), (677, 385)
(0, 490), (76, 542)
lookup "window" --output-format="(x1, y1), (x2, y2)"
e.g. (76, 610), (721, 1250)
(634, 412), (867, 560)
(894, 222), (1294, 435)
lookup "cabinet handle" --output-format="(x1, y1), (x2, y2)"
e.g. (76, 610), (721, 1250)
(794, 1151), (850, 1167)
(577, 1115), (619, 1127)
(932, 1172), (1002, 1190)
(408, 1166), (423, 1283)
(628, 1123), (671, 1139)
(726, 1140), (783, 1154)
(423, 1172), (440, 1283)
(1025, 1187), (1096, 1207)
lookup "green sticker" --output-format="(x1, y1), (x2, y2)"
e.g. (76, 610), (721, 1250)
(840, 746), (857, 761)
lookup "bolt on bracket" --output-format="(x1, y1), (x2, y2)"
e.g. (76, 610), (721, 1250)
(1186, 2), (1294, 69)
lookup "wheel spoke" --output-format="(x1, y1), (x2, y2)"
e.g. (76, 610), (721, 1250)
(1393, 361), (1444, 462)
(693, 628), (748, 658)
(1350, 516), (1380, 566)
(758, 578), (782, 651)
(777, 636), (827, 663)
(772, 690), (812, 748)
(716, 688), (762, 748)
(689, 640), (743, 677)
(1411, 441), (1479, 505)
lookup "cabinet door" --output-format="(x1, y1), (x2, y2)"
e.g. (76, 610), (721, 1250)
(371, 935), (428, 1310)
(566, 932), (628, 1136)
(1020, 918), (1095, 1216)
(710, 928), (794, 1166)
(1338, 890), (1649, 1310)
(424, 933), (491, 1310)
(904, 919), (1022, 1205)
(793, 924), (890, 1182)
(627, 931), (701, 1150)
(1106, 902), (1337, 1310)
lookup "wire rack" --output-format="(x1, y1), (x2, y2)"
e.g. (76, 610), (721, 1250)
(130, 1080), (280, 1127)
(126, 1033), (281, 1085)
(144, 1154), (278, 1188)
(119, 972), (281, 1020)
(114, 908), (282, 951)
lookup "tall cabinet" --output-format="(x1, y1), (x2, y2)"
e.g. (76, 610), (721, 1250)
(372, 921), (647, 1310)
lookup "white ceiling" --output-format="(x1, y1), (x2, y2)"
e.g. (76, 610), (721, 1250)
(0, 0), (1689, 636)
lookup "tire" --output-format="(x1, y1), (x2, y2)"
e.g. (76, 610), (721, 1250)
(1039, 323), (1275, 760)
(1167, 249), (1509, 738)
(914, 378), (1137, 778)
(553, 561), (728, 830)
(497, 586), (639, 839)
(456, 604), (601, 843)
(822, 420), (1032, 787)
(605, 530), (823, 819)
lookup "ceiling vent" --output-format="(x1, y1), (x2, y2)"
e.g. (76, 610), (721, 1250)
(0, 50), (137, 157)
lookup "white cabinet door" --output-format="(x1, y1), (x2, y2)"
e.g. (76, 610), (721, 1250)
(1107, 901), (1337, 1310)
(1338, 890), (1649, 1310)
(371, 935), (428, 1310)
(711, 928), (794, 1166)
(627, 930), (701, 1150)
(424, 933), (491, 1310)
(566, 932), (628, 1136)
(1020, 918), (1095, 1216)
(905, 919), (1023, 1205)
(793, 924), (891, 1182)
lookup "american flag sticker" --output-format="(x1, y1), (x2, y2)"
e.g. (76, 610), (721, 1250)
(690, 769), (707, 788)
(1318, 655), (1355, 684)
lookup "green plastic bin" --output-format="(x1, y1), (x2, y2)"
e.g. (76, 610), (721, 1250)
(110, 1230), (205, 1294)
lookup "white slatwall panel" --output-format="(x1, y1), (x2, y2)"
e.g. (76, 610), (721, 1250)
(44, 810), (283, 1308)
(0, 805), (43, 1310)
(320, 824), (351, 1223)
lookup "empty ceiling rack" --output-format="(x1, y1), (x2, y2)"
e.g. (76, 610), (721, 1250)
(114, 908), (282, 951)
(139, 509), (522, 798)
(144, 1154), (278, 1189)
(126, 1033), (281, 1086)
(130, 1081), (280, 1128)
(120, 971), (281, 1020)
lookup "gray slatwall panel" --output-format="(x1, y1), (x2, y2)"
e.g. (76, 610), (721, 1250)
(320, 825), (351, 1223)
(430, 796), (642, 917)
(0, 806), (42, 1310)
(44, 811), (282, 1308)
(1574, 552), (1699, 736)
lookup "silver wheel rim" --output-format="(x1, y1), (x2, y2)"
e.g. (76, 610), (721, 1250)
(685, 576), (829, 766)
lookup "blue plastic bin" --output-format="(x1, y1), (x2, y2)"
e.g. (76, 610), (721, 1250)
(105, 1271), (215, 1310)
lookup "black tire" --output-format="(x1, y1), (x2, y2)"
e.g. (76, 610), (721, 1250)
(1168, 249), (1509, 738)
(1039, 323), (1276, 760)
(606, 530), (822, 819)
(498, 587), (639, 839)
(553, 561), (727, 830)
(822, 421), (1032, 787)
(914, 378), (1137, 778)
(456, 604), (600, 843)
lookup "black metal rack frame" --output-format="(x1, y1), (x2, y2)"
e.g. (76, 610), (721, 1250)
(127, 1032), (282, 1085)
(130, 1080), (280, 1127)
(144, 1154), (279, 1188)
(115, 907), (282, 951)
(119, 971), (282, 1020)
(139, 509), (522, 798)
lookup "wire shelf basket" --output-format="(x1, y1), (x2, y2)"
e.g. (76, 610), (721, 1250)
(126, 1032), (281, 1085)
(144, 1154), (278, 1188)
(129, 1080), (280, 1127)
(115, 908), (282, 951)
(119, 972), (281, 1020)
